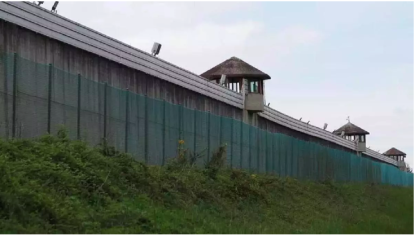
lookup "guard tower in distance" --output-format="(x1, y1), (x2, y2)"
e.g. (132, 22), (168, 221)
(333, 120), (369, 153)
(383, 148), (407, 171)
(201, 56), (271, 112)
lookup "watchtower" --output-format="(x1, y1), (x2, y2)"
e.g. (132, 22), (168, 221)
(201, 56), (271, 112)
(333, 119), (369, 153)
(383, 148), (407, 170)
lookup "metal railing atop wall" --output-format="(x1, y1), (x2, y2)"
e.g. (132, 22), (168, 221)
(0, 52), (412, 187)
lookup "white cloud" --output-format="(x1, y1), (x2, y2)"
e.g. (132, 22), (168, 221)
(43, 1), (322, 75)
(240, 26), (323, 72)
(123, 20), (265, 73)
(123, 23), (322, 75)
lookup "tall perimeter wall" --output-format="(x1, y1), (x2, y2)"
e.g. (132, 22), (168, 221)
(0, 1), (398, 168)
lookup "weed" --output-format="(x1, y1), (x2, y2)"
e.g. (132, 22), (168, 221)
(204, 143), (227, 179)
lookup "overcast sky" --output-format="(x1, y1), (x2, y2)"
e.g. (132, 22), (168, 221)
(41, 1), (413, 167)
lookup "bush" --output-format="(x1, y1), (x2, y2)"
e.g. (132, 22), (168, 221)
(0, 134), (412, 234)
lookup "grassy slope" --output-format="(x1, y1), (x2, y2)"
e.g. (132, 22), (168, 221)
(0, 133), (412, 234)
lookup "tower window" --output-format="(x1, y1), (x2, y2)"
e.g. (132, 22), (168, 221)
(249, 80), (263, 94)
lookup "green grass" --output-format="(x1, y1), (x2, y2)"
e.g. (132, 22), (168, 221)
(0, 131), (412, 233)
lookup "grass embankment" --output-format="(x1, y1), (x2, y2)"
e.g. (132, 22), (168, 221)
(0, 131), (412, 233)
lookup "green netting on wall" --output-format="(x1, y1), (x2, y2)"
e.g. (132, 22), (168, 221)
(51, 67), (78, 140)
(80, 77), (104, 146)
(15, 55), (49, 139)
(195, 109), (208, 167)
(231, 119), (242, 169)
(0, 52), (412, 187)
(241, 122), (250, 170)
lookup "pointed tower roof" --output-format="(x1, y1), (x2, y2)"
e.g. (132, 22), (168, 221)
(200, 56), (271, 80)
(383, 147), (406, 156)
(332, 122), (370, 135)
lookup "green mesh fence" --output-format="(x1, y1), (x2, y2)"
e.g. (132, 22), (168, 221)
(0, 52), (412, 187)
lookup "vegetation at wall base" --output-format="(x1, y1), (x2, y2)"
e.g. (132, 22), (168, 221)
(0, 131), (412, 234)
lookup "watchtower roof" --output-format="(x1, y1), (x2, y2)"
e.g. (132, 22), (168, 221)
(200, 56), (271, 80)
(383, 148), (406, 156)
(333, 122), (370, 135)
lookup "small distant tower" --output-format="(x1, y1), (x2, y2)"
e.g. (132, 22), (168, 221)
(333, 119), (369, 153)
(383, 148), (407, 171)
(201, 56), (271, 112)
